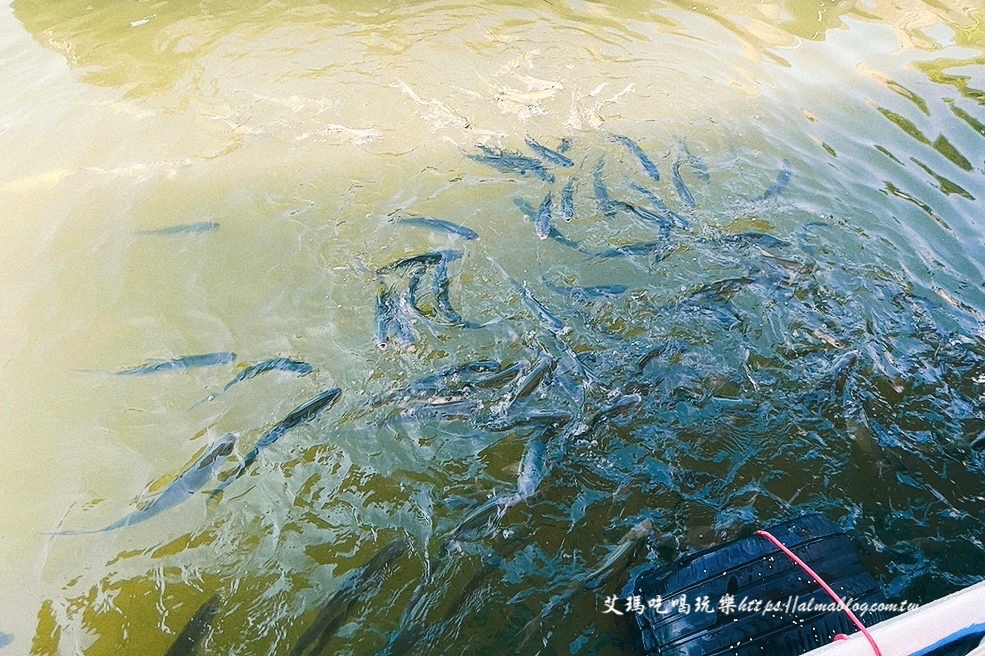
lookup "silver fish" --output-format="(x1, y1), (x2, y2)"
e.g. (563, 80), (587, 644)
(50, 433), (238, 535)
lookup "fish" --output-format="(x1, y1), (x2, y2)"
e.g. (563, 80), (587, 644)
(517, 283), (569, 336)
(398, 399), (485, 423)
(513, 197), (587, 252)
(395, 216), (478, 240)
(469, 360), (527, 389)
(671, 157), (697, 209)
(759, 160), (793, 200)
(376, 251), (455, 275)
(592, 241), (677, 262)
(611, 199), (673, 236)
(95, 352), (237, 376)
(135, 222), (220, 236)
(583, 518), (654, 589)
(375, 285), (399, 349)
(559, 178), (576, 222)
(509, 353), (557, 403)
(719, 232), (791, 249)
(516, 434), (547, 500)
(407, 360), (503, 393)
(629, 182), (690, 229)
(796, 221), (832, 257)
(220, 358), (312, 394)
(535, 192), (553, 240)
(678, 140), (710, 181)
(289, 538), (409, 656)
(592, 159), (617, 218)
(611, 134), (660, 181)
(524, 137), (574, 167)
(49, 433), (238, 535)
(211, 388), (342, 498)
(468, 145), (555, 182)
(589, 392), (641, 429)
(638, 339), (690, 371)
(519, 518), (654, 649)
(164, 594), (221, 656)
(431, 251), (479, 328)
(541, 277), (629, 302)
(685, 276), (755, 301)
(483, 410), (573, 432)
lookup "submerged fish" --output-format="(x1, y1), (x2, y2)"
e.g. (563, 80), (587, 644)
(519, 518), (653, 649)
(220, 358), (312, 395)
(468, 145), (555, 182)
(629, 182), (690, 229)
(541, 277), (629, 302)
(483, 410), (573, 432)
(376, 251), (457, 275)
(513, 197), (587, 252)
(395, 216), (479, 240)
(430, 253), (473, 327)
(509, 353), (557, 403)
(135, 222), (220, 236)
(592, 241), (677, 262)
(399, 399), (485, 422)
(100, 352), (236, 376)
(611, 199), (674, 236)
(375, 285), (400, 349)
(677, 140), (710, 181)
(535, 192), (553, 240)
(164, 594), (222, 656)
(50, 433), (238, 535)
(592, 159), (617, 218)
(759, 160), (793, 200)
(611, 134), (661, 181)
(671, 157), (697, 209)
(290, 538), (409, 656)
(559, 178), (576, 222)
(719, 232), (791, 249)
(212, 388), (342, 498)
(524, 137), (574, 167)
(490, 258), (569, 336)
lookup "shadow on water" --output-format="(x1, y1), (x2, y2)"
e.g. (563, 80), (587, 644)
(6, 1), (985, 655)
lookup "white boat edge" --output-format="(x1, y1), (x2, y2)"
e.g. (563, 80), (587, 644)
(801, 579), (985, 656)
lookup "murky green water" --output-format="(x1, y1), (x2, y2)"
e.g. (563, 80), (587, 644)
(1, 1), (983, 654)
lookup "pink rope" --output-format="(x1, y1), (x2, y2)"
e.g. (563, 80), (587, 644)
(756, 529), (882, 656)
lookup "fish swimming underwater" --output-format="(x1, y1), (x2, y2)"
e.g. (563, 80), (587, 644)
(210, 388), (343, 499)
(468, 145), (555, 182)
(395, 216), (479, 241)
(135, 222), (220, 236)
(220, 358), (313, 394)
(49, 433), (239, 535)
(164, 594), (222, 656)
(290, 538), (409, 656)
(541, 277), (629, 302)
(611, 134), (661, 181)
(513, 197), (588, 252)
(559, 178), (576, 222)
(759, 160), (793, 200)
(524, 137), (574, 168)
(90, 352), (237, 376)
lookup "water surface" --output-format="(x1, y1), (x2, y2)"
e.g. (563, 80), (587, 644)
(1, 1), (983, 654)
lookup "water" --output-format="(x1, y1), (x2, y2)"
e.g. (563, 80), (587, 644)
(1, 1), (983, 654)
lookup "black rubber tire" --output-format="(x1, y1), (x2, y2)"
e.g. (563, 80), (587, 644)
(632, 514), (893, 656)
